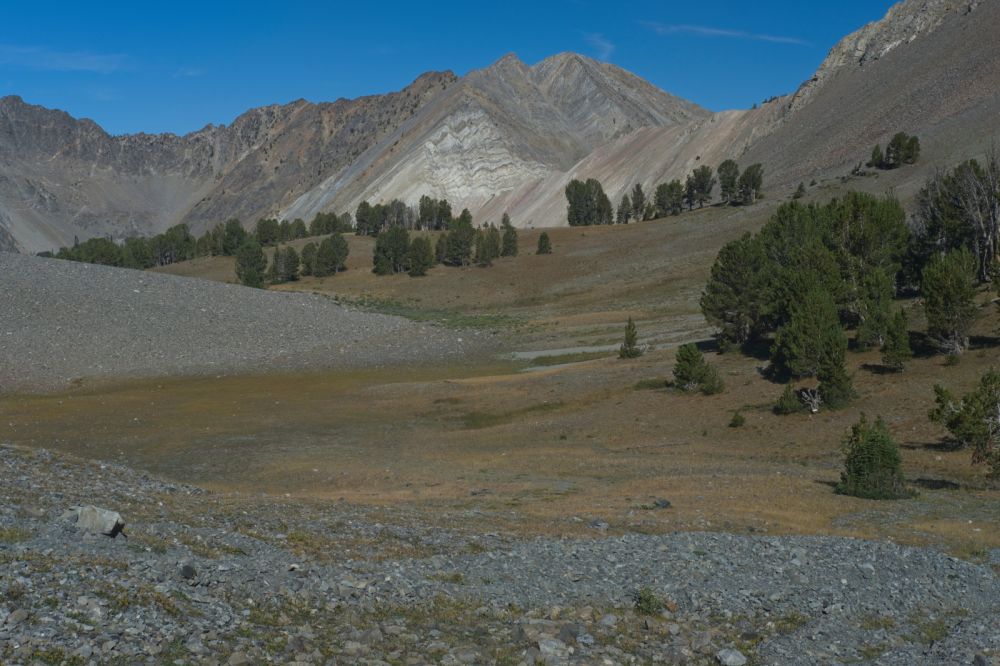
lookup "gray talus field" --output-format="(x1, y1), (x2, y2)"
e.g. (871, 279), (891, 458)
(0, 252), (494, 392)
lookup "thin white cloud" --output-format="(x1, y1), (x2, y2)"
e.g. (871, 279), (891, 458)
(642, 21), (808, 46)
(173, 67), (205, 78)
(584, 33), (615, 60)
(0, 44), (127, 73)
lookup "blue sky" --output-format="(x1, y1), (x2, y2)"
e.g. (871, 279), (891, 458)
(1, 1), (898, 136)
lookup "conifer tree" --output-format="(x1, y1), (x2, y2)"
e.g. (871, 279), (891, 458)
(930, 368), (1000, 475)
(691, 165), (716, 208)
(235, 239), (267, 288)
(922, 247), (978, 354)
(300, 242), (317, 276)
(867, 144), (885, 169)
(537, 232), (552, 255)
(856, 269), (893, 351)
(717, 159), (740, 203)
(407, 236), (434, 277)
(700, 233), (769, 347)
(435, 233), (448, 264)
(314, 234), (349, 277)
(373, 226), (410, 274)
(500, 214), (519, 257)
(617, 194), (632, 225)
(737, 164), (764, 204)
(673, 343), (724, 395)
(771, 288), (846, 379)
(836, 414), (908, 499)
(684, 175), (696, 211)
(663, 180), (685, 215)
(631, 184), (646, 221)
(619, 318), (642, 359)
(881, 309), (912, 371)
(773, 384), (803, 415)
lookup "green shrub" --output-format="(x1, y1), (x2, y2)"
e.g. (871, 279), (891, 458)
(632, 587), (665, 615)
(836, 414), (908, 499)
(930, 369), (1000, 475)
(673, 344), (724, 395)
(728, 410), (746, 428)
(773, 385), (803, 415)
(619, 318), (643, 359)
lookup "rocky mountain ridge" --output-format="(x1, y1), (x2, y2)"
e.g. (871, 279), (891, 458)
(0, 0), (996, 253)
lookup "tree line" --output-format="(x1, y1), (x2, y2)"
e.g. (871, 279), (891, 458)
(43, 211), (355, 270)
(565, 160), (764, 226)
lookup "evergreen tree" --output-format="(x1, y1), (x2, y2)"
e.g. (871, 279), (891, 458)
(663, 178), (684, 215)
(267, 247), (286, 284)
(881, 309), (912, 371)
(221, 219), (247, 255)
(300, 242), (317, 276)
(373, 226), (410, 274)
(283, 246), (300, 281)
(922, 247), (978, 354)
(885, 132), (920, 168)
(631, 184), (646, 221)
(354, 201), (376, 236)
(771, 288), (846, 379)
(235, 239), (267, 288)
(717, 159), (740, 203)
(616, 194), (632, 225)
(700, 233), (769, 347)
(485, 225), (502, 263)
(818, 342), (855, 409)
(836, 414), (908, 499)
(684, 175), (697, 211)
(619, 318), (642, 359)
(930, 368), (1000, 475)
(435, 233), (449, 264)
(437, 200), (454, 229)
(500, 214), (518, 257)
(254, 218), (281, 246)
(867, 144), (885, 169)
(691, 165), (716, 208)
(737, 164), (764, 204)
(565, 178), (613, 225)
(314, 234), (349, 277)
(444, 213), (475, 266)
(673, 344), (724, 395)
(407, 236), (434, 277)
(537, 232), (552, 255)
(773, 385), (803, 415)
(855, 269), (894, 351)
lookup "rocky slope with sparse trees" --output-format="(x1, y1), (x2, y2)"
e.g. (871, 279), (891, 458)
(2, 0), (997, 253)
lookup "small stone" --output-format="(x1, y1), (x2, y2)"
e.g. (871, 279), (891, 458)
(558, 623), (581, 643)
(653, 498), (672, 509)
(180, 564), (198, 580)
(589, 519), (609, 531)
(6, 609), (28, 626)
(228, 652), (251, 666)
(716, 648), (748, 666)
(62, 505), (126, 537)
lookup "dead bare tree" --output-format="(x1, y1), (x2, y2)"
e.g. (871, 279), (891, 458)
(955, 144), (1000, 282)
(798, 388), (822, 414)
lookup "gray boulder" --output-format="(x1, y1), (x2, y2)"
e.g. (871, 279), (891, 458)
(61, 505), (126, 537)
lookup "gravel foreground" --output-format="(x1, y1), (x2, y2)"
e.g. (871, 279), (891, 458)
(0, 253), (494, 392)
(1, 444), (998, 665)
